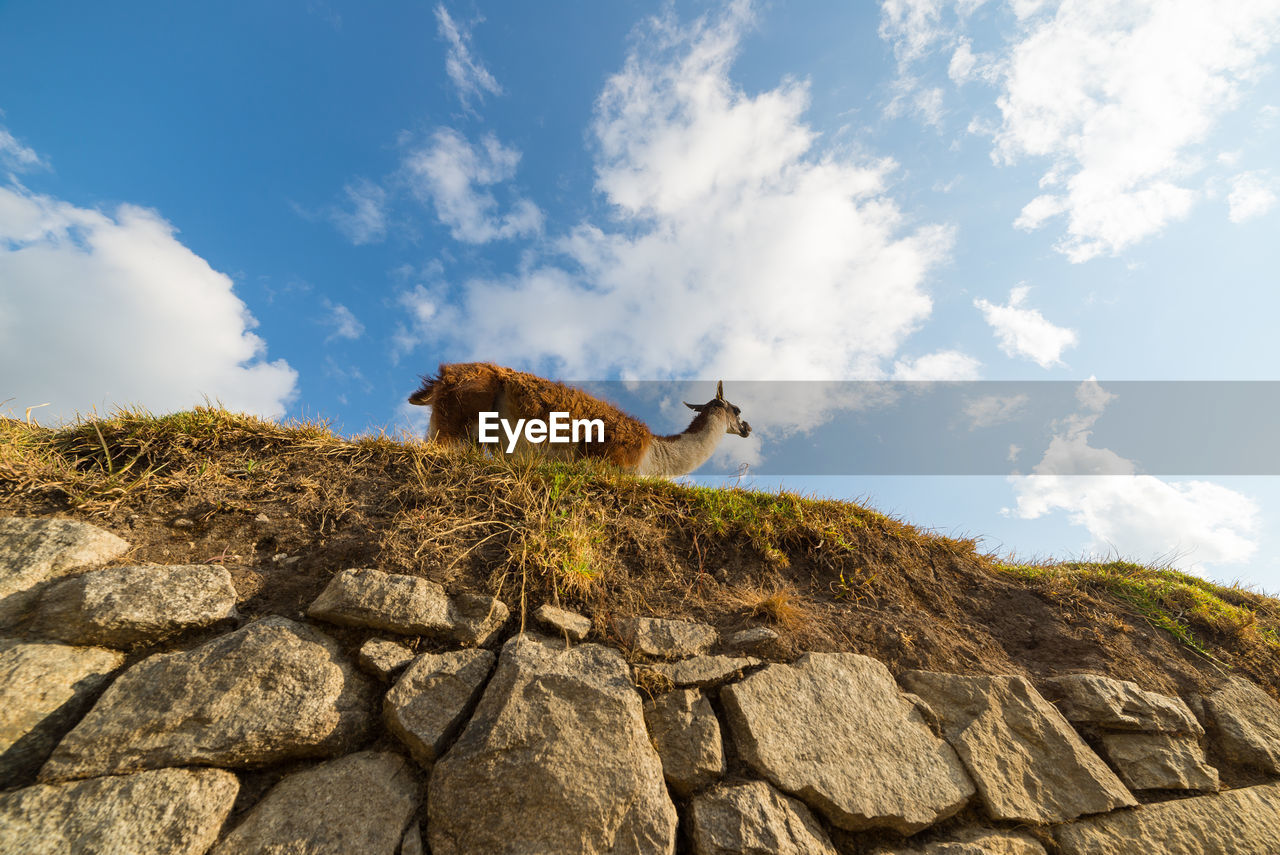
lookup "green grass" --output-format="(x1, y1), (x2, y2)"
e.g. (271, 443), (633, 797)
(998, 560), (1280, 656)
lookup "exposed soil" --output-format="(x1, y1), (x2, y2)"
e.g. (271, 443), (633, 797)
(3, 411), (1278, 712)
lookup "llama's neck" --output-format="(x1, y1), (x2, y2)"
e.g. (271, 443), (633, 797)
(636, 410), (728, 478)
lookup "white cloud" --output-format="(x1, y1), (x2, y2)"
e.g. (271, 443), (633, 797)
(399, 1), (953, 395)
(0, 126), (46, 173)
(0, 182), (298, 424)
(328, 179), (387, 245)
(435, 4), (502, 109)
(1227, 170), (1278, 222)
(893, 350), (981, 380)
(403, 128), (543, 243)
(1008, 379), (1259, 571)
(322, 299), (365, 341)
(995, 0), (1280, 261)
(964, 392), (1029, 428)
(975, 284), (1077, 368)
(880, 0), (990, 65)
(880, 0), (1280, 262)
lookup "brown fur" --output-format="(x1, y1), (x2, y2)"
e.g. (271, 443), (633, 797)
(410, 363), (653, 469)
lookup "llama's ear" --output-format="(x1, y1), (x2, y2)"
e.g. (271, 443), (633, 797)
(716, 380), (725, 400)
(684, 401), (705, 411)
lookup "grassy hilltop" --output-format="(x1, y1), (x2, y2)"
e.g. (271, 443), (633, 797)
(2, 406), (1278, 700)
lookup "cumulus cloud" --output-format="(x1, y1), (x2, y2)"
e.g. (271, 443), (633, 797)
(975, 284), (1077, 368)
(328, 178), (387, 245)
(399, 1), (953, 395)
(403, 128), (543, 243)
(993, 0), (1280, 261)
(0, 182), (298, 424)
(880, 0), (1280, 262)
(1227, 170), (1278, 222)
(1008, 379), (1260, 571)
(435, 4), (502, 109)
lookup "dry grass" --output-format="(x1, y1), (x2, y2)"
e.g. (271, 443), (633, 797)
(4, 406), (1280, 693)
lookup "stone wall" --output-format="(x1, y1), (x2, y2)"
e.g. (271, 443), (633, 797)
(3, 516), (1280, 854)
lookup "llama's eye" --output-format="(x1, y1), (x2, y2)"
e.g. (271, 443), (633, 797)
(732, 406), (740, 415)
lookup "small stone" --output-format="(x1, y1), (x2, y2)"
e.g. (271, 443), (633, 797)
(0, 640), (124, 783)
(534, 603), (592, 641)
(1042, 673), (1202, 735)
(384, 649), (496, 767)
(636, 655), (760, 689)
(1203, 677), (1280, 775)
(253, 513), (270, 524)
(401, 820), (425, 855)
(448, 592), (510, 647)
(29, 564), (238, 647)
(211, 751), (420, 855)
(616, 616), (717, 660)
(0, 518), (130, 625)
(690, 780), (838, 855)
(0, 767), (239, 855)
(357, 638), (416, 680)
(308, 568), (508, 647)
(727, 626), (779, 654)
(643, 689), (724, 797)
(171, 518), (194, 529)
(1097, 732), (1219, 792)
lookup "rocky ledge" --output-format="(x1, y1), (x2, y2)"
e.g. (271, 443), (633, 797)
(3, 516), (1280, 854)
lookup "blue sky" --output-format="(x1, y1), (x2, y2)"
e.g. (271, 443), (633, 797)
(3, 1), (1280, 589)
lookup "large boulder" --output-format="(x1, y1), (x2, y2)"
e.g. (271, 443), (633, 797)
(0, 518), (129, 625)
(643, 688), (725, 797)
(1055, 780), (1280, 854)
(616, 616), (718, 659)
(0, 639), (124, 784)
(0, 767), (238, 855)
(1042, 673), (1202, 734)
(899, 671), (1135, 824)
(307, 568), (508, 646)
(28, 564), (237, 647)
(427, 633), (677, 855)
(383, 649), (496, 767)
(721, 653), (974, 834)
(211, 751), (420, 855)
(689, 780), (838, 855)
(1097, 731), (1219, 792)
(1202, 677), (1280, 774)
(40, 617), (374, 780)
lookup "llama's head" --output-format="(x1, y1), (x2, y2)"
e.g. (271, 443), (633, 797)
(684, 380), (751, 437)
